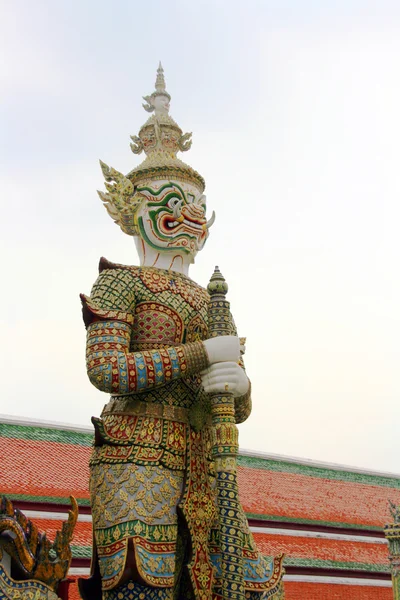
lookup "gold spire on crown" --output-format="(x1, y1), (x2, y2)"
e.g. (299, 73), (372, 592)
(127, 63), (205, 192)
(142, 62), (171, 113)
(155, 61), (166, 92)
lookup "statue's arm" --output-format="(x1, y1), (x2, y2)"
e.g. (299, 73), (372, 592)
(81, 269), (209, 395)
(84, 318), (209, 395)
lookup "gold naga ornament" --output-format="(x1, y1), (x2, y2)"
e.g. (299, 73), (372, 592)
(0, 495), (78, 599)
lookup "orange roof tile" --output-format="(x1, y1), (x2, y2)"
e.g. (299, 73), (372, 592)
(29, 518), (92, 550)
(237, 465), (400, 529)
(0, 437), (91, 502)
(284, 582), (392, 599)
(66, 578), (81, 600)
(2, 420), (400, 531)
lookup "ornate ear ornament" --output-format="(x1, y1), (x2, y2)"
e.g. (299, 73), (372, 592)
(97, 161), (144, 236)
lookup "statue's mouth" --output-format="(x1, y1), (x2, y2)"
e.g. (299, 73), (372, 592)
(161, 214), (206, 234)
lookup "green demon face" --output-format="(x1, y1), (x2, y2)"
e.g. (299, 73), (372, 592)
(135, 181), (215, 257)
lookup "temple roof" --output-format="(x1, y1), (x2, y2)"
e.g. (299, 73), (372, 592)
(1, 415), (399, 529)
(0, 414), (395, 599)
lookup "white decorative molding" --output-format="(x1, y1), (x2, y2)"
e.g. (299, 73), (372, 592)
(283, 574), (392, 587)
(0, 414), (93, 434)
(249, 525), (387, 544)
(68, 567), (90, 576)
(23, 510), (92, 523)
(68, 571), (393, 585)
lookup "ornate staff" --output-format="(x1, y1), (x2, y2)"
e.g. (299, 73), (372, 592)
(207, 266), (245, 600)
(384, 501), (400, 600)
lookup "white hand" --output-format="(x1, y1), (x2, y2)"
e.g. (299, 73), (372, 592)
(201, 362), (249, 397)
(203, 336), (240, 364)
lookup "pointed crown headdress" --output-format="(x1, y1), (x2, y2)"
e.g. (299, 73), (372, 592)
(98, 63), (205, 235)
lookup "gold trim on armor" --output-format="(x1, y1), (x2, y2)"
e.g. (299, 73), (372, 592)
(101, 397), (190, 423)
(183, 341), (209, 374)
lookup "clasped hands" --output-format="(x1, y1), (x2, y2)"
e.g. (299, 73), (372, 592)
(201, 336), (249, 397)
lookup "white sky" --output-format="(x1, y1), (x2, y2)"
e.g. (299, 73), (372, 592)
(1, 0), (400, 472)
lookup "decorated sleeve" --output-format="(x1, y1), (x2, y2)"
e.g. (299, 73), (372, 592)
(81, 268), (209, 395)
(84, 319), (209, 395)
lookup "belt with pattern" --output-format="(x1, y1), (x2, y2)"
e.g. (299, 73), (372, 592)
(101, 396), (190, 424)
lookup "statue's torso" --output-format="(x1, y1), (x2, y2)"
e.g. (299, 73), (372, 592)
(88, 264), (215, 590)
(86, 262), (274, 595)
(90, 264), (213, 476)
(129, 266), (209, 350)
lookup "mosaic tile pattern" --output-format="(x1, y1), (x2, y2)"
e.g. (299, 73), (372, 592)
(0, 565), (60, 600)
(78, 260), (280, 598)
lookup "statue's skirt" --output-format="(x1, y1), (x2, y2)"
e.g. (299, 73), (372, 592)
(88, 414), (283, 597)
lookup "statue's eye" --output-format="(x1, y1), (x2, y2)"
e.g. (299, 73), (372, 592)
(169, 198), (179, 208)
(195, 194), (207, 210)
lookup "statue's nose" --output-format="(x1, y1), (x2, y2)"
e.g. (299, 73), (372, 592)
(185, 204), (205, 218)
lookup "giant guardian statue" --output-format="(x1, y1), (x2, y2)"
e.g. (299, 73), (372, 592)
(79, 64), (284, 600)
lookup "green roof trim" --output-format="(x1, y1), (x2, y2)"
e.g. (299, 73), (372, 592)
(3, 493), (91, 506)
(281, 556), (389, 573)
(238, 454), (400, 489)
(2, 420), (400, 490)
(71, 545), (92, 559)
(0, 422), (93, 447)
(245, 512), (384, 531)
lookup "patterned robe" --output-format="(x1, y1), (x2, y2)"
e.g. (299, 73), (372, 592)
(80, 258), (283, 600)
